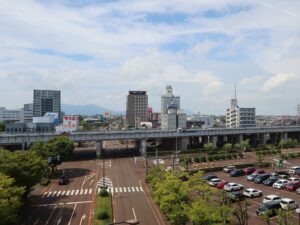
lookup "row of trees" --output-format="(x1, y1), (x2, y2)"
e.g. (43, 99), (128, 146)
(203, 139), (251, 153)
(0, 136), (74, 225)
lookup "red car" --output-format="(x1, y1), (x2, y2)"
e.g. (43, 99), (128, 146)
(243, 167), (256, 175)
(216, 181), (229, 189)
(285, 181), (300, 191)
(252, 169), (265, 175)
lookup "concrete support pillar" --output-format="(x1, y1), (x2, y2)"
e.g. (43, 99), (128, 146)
(180, 137), (189, 151)
(250, 134), (258, 147)
(212, 136), (218, 149)
(259, 133), (267, 145)
(140, 139), (147, 155)
(201, 136), (209, 144)
(96, 141), (102, 158)
(223, 136), (228, 143)
(238, 135), (243, 144)
(283, 132), (288, 141)
(269, 133), (278, 144)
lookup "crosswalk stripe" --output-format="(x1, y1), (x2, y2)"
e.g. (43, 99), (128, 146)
(70, 190), (75, 196)
(43, 192), (48, 198)
(75, 190), (79, 195)
(66, 190), (70, 196)
(119, 187), (123, 193)
(47, 192), (52, 197)
(140, 186), (144, 192)
(115, 187), (118, 193)
(52, 191), (57, 197)
(57, 191), (61, 197)
(89, 188), (92, 194)
(135, 187), (139, 192)
(80, 189), (84, 195)
(84, 189), (88, 194)
(131, 187), (135, 192)
(127, 187), (131, 192)
(123, 187), (127, 192)
(98, 188), (100, 194)
(61, 191), (66, 196)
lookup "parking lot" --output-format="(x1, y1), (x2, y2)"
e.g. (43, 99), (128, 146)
(206, 158), (300, 225)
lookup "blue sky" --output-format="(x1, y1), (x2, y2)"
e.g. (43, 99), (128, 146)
(0, 0), (300, 115)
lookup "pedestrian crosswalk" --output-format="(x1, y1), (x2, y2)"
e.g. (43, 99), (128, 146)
(97, 186), (144, 194)
(97, 177), (113, 188)
(42, 188), (93, 198)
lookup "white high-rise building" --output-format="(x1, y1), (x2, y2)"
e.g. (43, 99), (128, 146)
(161, 86), (186, 130)
(0, 107), (21, 123)
(226, 86), (256, 128)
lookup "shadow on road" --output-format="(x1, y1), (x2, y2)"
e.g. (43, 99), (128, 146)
(102, 148), (141, 159)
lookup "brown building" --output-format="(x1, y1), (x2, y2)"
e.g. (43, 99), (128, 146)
(126, 91), (148, 128)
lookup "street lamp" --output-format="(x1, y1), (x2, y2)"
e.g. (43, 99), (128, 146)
(106, 219), (139, 225)
(296, 208), (300, 225)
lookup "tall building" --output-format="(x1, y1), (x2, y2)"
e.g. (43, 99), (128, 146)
(126, 91), (148, 128)
(33, 89), (61, 122)
(226, 86), (256, 128)
(161, 86), (186, 130)
(21, 103), (33, 123)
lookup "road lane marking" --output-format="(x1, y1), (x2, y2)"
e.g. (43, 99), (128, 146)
(75, 190), (79, 195)
(135, 186), (139, 192)
(140, 186), (144, 192)
(115, 187), (118, 193)
(70, 190), (75, 196)
(119, 187), (123, 193)
(128, 187), (131, 192)
(132, 208), (137, 220)
(47, 192), (52, 197)
(90, 179), (94, 186)
(66, 190), (70, 196)
(79, 214), (86, 225)
(131, 187), (135, 192)
(80, 189), (84, 195)
(43, 192), (48, 198)
(61, 191), (66, 196)
(45, 205), (57, 225)
(52, 191), (57, 197)
(84, 189), (88, 194)
(57, 191), (61, 197)
(123, 187), (127, 192)
(67, 203), (77, 225)
(89, 188), (92, 194)
(56, 216), (62, 225)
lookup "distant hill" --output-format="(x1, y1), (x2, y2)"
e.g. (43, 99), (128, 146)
(62, 104), (121, 115)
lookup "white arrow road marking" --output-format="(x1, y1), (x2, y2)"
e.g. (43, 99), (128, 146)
(79, 214), (86, 225)
(132, 208), (137, 220)
(56, 216), (62, 225)
(89, 179), (94, 186)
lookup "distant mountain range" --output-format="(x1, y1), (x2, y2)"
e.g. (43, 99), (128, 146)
(62, 104), (122, 115)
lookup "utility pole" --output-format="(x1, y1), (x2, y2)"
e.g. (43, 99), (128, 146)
(102, 157), (105, 188)
(172, 155), (175, 172)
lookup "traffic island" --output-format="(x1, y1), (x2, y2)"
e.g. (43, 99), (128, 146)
(94, 189), (112, 225)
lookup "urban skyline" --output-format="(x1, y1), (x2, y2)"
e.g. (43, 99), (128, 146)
(0, 0), (299, 115)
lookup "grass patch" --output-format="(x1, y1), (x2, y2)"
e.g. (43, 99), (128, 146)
(94, 193), (112, 225)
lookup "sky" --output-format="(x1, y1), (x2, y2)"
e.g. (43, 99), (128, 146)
(0, 0), (300, 115)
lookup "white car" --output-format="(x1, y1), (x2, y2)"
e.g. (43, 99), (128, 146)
(208, 178), (222, 186)
(273, 179), (289, 189)
(243, 188), (262, 198)
(289, 166), (300, 174)
(263, 195), (282, 204)
(288, 177), (299, 182)
(224, 182), (243, 192)
(280, 198), (298, 210)
(223, 166), (236, 173)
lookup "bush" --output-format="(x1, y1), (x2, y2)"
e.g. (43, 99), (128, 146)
(262, 151), (266, 155)
(289, 153), (296, 159)
(256, 151), (262, 155)
(208, 156), (214, 162)
(232, 153), (237, 159)
(271, 150), (276, 154)
(194, 157), (200, 163)
(40, 177), (50, 186)
(226, 153), (232, 159)
(219, 154), (226, 160)
(238, 153), (243, 158)
(296, 152), (300, 158)
(213, 155), (220, 161)
(97, 210), (109, 220)
(200, 156), (207, 162)
(99, 188), (109, 197)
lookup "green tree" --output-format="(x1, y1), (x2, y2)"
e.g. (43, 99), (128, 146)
(0, 149), (48, 193)
(276, 208), (293, 225)
(0, 173), (25, 225)
(233, 201), (250, 225)
(234, 143), (241, 150)
(0, 122), (5, 132)
(223, 143), (232, 152)
(241, 139), (251, 151)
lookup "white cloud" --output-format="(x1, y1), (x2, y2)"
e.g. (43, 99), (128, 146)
(262, 73), (299, 92)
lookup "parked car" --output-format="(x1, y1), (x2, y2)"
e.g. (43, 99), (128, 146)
(247, 173), (259, 181)
(280, 198), (298, 210)
(243, 188), (262, 198)
(276, 171), (290, 179)
(285, 181), (300, 191)
(295, 170), (300, 176)
(244, 167), (256, 175)
(263, 177), (278, 186)
(208, 178), (222, 186)
(256, 202), (281, 216)
(223, 166), (236, 173)
(224, 182), (243, 192)
(253, 169), (266, 175)
(216, 181), (229, 189)
(230, 169), (245, 177)
(288, 177), (299, 182)
(263, 195), (282, 204)
(273, 179), (289, 189)
(289, 166), (300, 174)
(296, 187), (300, 195)
(226, 191), (245, 203)
(201, 175), (218, 181)
(254, 174), (271, 184)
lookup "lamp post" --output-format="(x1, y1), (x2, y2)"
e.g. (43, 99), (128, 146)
(106, 219), (139, 225)
(296, 208), (300, 225)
